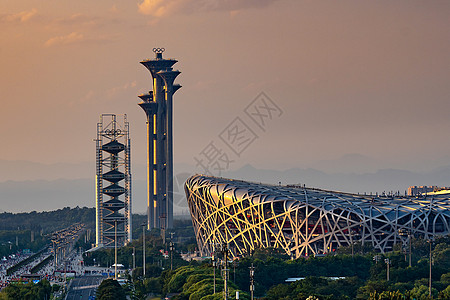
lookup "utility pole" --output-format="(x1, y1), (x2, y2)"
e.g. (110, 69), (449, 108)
(132, 247), (136, 270)
(170, 241), (174, 270)
(169, 232), (175, 270)
(399, 228), (412, 267)
(114, 220), (118, 280)
(212, 255), (216, 294)
(222, 243), (229, 300)
(384, 258), (390, 281)
(233, 259), (236, 282)
(249, 263), (255, 300)
(350, 230), (354, 258)
(409, 232), (412, 267)
(429, 239), (432, 298)
(142, 223), (146, 277)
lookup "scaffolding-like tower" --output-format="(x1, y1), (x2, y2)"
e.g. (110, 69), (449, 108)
(95, 114), (132, 248)
(139, 48), (181, 230)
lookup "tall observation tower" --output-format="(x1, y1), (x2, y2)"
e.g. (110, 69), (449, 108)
(139, 48), (181, 231)
(95, 114), (132, 248)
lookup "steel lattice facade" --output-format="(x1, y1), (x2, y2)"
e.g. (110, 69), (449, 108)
(185, 175), (450, 258)
(95, 114), (132, 248)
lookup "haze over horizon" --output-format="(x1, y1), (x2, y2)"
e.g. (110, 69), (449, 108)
(1, 1), (449, 212)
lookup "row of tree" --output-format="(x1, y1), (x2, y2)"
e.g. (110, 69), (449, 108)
(122, 235), (450, 299)
(0, 280), (53, 300)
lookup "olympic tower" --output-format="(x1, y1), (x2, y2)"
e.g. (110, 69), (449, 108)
(95, 114), (132, 248)
(139, 48), (181, 230)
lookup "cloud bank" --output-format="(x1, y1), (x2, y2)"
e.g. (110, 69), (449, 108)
(138, 0), (278, 17)
(45, 32), (85, 47)
(1, 8), (37, 23)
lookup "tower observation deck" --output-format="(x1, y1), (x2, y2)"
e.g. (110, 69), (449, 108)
(139, 48), (181, 230)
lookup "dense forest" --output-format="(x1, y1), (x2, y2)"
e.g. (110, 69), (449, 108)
(0, 207), (162, 257)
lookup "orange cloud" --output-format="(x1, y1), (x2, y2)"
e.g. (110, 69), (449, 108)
(1, 8), (37, 23)
(138, 0), (278, 17)
(44, 32), (85, 47)
(138, 0), (184, 17)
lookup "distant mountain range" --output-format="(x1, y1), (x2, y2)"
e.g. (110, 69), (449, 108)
(223, 164), (450, 194)
(0, 158), (449, 213)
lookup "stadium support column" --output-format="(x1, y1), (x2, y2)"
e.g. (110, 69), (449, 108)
(139, 48), (181, 230)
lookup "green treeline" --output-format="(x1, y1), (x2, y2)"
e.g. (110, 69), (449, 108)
(0, 207), (157, 258)
(101, 234), (449, 300)
(0, 207), (96, 257)
(0, 280), (52, 300)
(0, 207), (95, 231)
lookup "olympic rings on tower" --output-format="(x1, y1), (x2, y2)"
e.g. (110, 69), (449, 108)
(153, 47), (165, 53)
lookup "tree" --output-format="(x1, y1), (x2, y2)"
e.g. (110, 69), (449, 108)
(96, 279), (126, 300)
(438, 285), (450, 299)
(409, 284), (438, 300)
(0, 280), (51, 300)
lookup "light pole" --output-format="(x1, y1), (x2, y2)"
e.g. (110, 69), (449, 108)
(170, 241), (174, 270)
(52, 241), (57, 270)
(409, 232), (412, 267)
(249, 263), (255, 300)
(212, 255), (216, 294)
(169, 232), (174, 270)
(142, 223), (146, 277)
(233, 259), (236, 282)
(384, 258), (390, 281)
(132, 247), (136, 270)
(222, 243), (229, 300)
(428, 239), (432, 298)
(399, 228), (412, 267)
(115, 220), (118, 280)
(350, 230), (354, 258)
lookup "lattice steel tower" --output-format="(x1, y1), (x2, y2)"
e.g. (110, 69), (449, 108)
(139, 48), (181, 230)
(95, 114), (132, 248)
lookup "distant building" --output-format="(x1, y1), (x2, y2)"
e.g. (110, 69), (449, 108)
(407, 185), (450, 196)
(185, 175), (450, 258)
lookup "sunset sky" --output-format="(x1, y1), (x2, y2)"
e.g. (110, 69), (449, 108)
(1, 0), (450, 176)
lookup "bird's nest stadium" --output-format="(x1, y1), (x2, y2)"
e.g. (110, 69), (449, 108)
(185, 175), (450, 258)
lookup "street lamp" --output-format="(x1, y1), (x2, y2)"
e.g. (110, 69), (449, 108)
(132, 247), (136, 270)
(349, 230), (355, 258)
(428, 239), (433, 298)
(249, 263), (255, 300)
(384, 258), (390, 281)
(398, 228), (412, 267)
(221, 243), (229, 300)
(212, 255), (216, 294)
(169, 241), (174, 270)
(115, 220), (118, 280)
(142, 223), (146, 277)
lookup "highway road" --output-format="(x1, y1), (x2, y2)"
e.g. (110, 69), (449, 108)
(65, 275), (104, 300)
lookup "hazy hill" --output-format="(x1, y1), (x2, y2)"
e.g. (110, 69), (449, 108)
(224, 164), (450, 194)
(1, 158), (449, 213)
